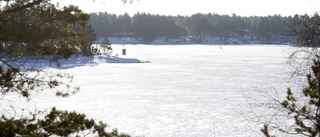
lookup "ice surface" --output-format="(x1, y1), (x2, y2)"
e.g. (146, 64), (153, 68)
(2, 45), (298, 137)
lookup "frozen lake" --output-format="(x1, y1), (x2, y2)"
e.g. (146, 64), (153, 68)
(4, 45), (298, 136)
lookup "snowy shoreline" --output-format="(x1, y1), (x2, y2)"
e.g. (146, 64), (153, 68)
(94, 36), (294, 45)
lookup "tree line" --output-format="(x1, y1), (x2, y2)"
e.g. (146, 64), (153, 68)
(90, 12), (295, 43)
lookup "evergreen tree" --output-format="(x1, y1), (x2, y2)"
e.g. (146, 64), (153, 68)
(100, 36), (112, 55)
(0, 0), (94, 58)
(0, 0), (129, 136)
(262, 58), (320, 136)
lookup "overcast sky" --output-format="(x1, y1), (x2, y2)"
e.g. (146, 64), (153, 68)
(54, 0), (319, 16)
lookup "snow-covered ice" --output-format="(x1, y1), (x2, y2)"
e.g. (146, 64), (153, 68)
(3, 45), (299, 136)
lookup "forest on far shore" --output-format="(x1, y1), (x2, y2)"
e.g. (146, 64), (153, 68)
(89, 12), (307, 44)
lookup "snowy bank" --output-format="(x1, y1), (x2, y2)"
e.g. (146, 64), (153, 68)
(4, 55), (147, 70)
(93, 36), (294, 45)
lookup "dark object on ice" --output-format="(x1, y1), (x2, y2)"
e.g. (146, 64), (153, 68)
(122, 45), (126, 56)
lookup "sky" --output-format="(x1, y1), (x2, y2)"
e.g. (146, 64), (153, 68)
(53, 0), (319, 16)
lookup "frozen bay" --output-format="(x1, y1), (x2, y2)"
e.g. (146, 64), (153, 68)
(3, 45), (298, 136)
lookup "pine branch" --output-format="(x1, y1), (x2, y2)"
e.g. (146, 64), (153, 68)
(3, 0), (43, 13)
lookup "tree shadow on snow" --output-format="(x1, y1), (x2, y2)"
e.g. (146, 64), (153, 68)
(101, 56), (148, 64)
